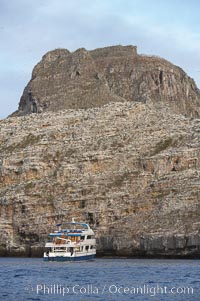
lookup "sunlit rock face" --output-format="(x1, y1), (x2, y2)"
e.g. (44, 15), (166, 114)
(1, 100), (200, 257)
(2, 45), (200, 257)
(13, 45), (200, 118)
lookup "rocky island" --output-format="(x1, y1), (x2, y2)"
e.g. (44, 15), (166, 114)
(1, 45), (200, 257)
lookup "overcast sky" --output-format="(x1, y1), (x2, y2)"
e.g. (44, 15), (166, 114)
(0, 0), (200, 119)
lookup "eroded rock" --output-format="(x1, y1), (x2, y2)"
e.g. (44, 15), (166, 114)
(13, 45), (200, 118)
(1, 101), (200, 257)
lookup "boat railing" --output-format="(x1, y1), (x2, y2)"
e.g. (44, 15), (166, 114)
(45, 242), (73, 248)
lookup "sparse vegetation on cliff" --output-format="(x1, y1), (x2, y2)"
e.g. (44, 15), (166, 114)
(1, 45), (200, 258)
(0, 100), (200, 257)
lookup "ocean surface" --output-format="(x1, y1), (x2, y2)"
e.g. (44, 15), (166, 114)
(0, 258), (200, 301)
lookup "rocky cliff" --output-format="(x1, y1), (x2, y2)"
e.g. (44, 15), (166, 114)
(1, 45), (200, 257)
(1, 101), (200, 257)
(13, 45), (200, 118)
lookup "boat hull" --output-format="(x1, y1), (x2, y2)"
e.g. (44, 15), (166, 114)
(43, 254), (95, 262)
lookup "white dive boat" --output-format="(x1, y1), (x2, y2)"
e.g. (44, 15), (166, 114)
(43, 218), (96, 261)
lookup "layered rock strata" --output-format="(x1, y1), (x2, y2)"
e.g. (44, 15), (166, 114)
(1, 101), (200, 257)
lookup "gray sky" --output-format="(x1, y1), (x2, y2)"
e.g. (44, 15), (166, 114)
(1, 0), (200, 119)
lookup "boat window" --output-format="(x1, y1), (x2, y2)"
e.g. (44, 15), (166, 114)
(85, 246), (89, 251)
(87, 235), (92, 239)
(55, 247), (66, 252)
(81, 236), (85, 240)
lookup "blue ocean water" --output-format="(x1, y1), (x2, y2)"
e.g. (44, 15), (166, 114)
(0, 258), (200, 301)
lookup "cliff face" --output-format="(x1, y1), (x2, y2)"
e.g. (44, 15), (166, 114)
(2, 45), (200, 257)
(14, 45), (200, 118)
(1, 102), (200, 257)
